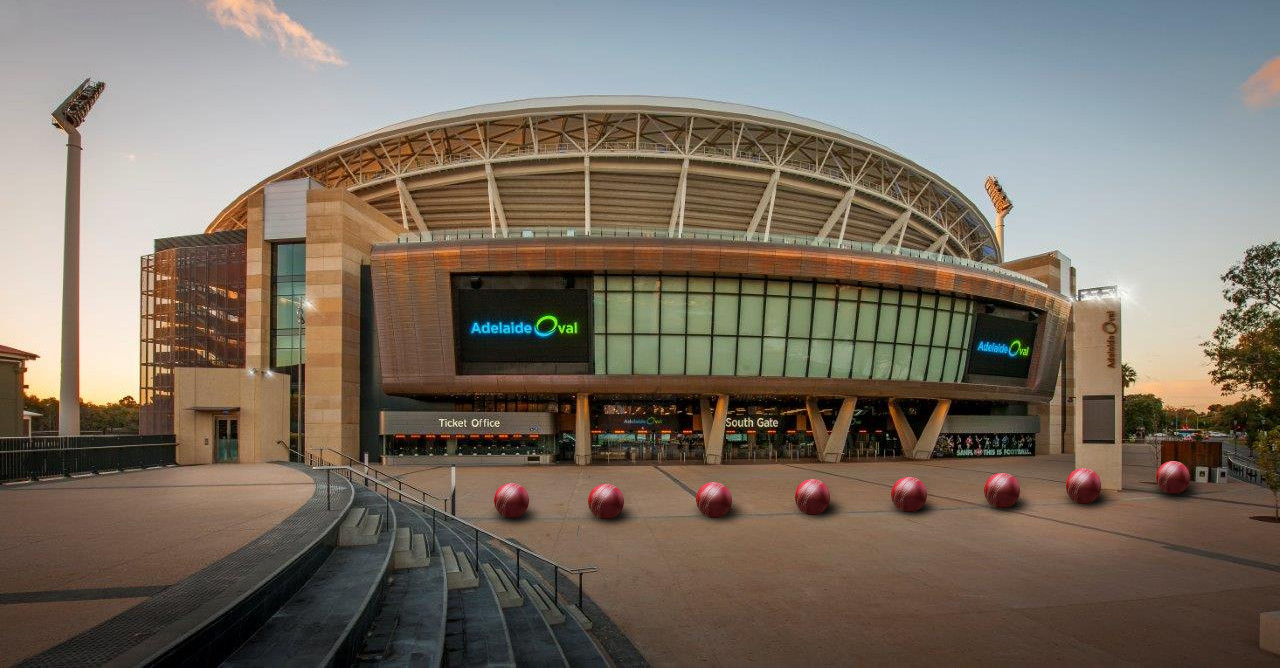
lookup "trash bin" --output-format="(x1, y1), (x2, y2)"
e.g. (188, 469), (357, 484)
(1194, 466), (1210, 483)
(1212, 467), (1229, 483)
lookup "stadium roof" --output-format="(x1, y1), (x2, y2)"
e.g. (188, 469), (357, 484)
(207, 96), (999, 261)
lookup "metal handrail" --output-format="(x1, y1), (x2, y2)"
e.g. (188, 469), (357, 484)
(307, 446), (449, 506)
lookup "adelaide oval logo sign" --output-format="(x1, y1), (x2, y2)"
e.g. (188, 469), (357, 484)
(469, 314), (581, 338)
(975, 338), (1031, 359)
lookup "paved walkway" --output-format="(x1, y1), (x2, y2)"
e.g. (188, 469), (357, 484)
(0, 464), (314, 666)
(385, 446), (1280, 666)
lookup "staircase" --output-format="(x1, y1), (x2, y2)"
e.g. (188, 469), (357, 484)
(209, 471), (615, 668)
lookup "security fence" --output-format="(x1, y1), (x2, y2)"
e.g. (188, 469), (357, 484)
(0, 435), (177, 483)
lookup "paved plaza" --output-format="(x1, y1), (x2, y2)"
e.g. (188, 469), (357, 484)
(385, 447), (1280, 666)
(0, 465), (313, 666)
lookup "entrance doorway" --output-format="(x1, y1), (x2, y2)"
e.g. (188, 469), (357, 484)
(215, 416), (239, 463)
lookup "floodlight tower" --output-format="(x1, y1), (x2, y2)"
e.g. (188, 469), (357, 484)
(51, 79), (106, 436)
(984, 176), (1013, 258)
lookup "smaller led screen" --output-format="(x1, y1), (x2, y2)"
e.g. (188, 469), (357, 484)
(965, 313), (1038, 379)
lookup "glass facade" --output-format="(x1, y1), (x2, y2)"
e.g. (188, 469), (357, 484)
(592, 275), (974, 382)
(271, 242), (306, 453)
(139, 241), (246, 435)
(271, 243), (307, 368)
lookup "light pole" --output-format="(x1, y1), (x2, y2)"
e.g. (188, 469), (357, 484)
(51, 79), (105, 436)
(296, 302), (306, 459)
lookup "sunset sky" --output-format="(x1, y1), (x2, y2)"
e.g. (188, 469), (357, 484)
(0, 0), (1276, 409)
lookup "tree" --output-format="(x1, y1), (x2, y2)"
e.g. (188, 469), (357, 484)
(1204, 242), (1280, 406)
(1123, 393), (1164, 437)
(1256, 430), (1280, 522)
(1121, 363), (1137, 389)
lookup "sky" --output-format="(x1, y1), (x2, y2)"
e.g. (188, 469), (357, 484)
(0, 0), (1277, 409)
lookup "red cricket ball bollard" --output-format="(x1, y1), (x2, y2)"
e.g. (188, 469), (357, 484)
(696, 482), (732, 518)
(588, 483), (625, 519)
(794, 478), (830, 515)
(984, 473), (1020, 509)
(1066, 467), (1102, 504)
(494, 482), (529, 518)
(1157, 460), (1190, 495)
(891, 476), (927, 512)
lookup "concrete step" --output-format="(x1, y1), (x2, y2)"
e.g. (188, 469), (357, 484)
(563, 602), (592, 631)
(442, 545), (479, 590)
(520, 579), (565, 625)
(340, 507), (382, 547)
(392, 528), (429, 570)
(480, 563), (524, 609)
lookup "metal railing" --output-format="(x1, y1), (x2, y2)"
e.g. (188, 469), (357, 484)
(297, 445), (450, 511)
(0, 435), (177, 484)
(289, 448), (599, 612)
(389, 225), (1043, 288)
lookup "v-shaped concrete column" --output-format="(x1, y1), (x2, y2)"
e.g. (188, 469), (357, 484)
(888, 399), (952, 460)
(806, 397), (858, 462)
(699, 394), (730, 464)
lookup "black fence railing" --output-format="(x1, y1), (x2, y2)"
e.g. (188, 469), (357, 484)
(0, 435), (177, 483)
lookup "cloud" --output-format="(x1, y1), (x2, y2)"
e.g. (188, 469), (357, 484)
(1242, 55), (1280, 109)
(205, 0), (346, 67)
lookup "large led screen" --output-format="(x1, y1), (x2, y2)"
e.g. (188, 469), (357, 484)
(454, 288), (591, 367)
(965, 313), (1038, 379)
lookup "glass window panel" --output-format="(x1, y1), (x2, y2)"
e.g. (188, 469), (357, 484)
(788, 298), (812, 338)
(766, 280), (790, 296)
(791, 282), (814, 297)
(660, 276), (686, 292)
(958, 350), (969, 378)
(861, 287), (881, 303)
(811, 300), (835, 339)
(595, 335), (607, 372)
(891, 344), (913, 380)
(606, 335), (631, 374)
(711, 337), (737, 375)
(688, 276), (714, 293)
(738, 295), (764, 336)
(687, 294), (713, 334)
(942, 348), (961, 382)
(914, 308), (935, 347)
(815, 283), (837, 299)
(606, 293), (633, 333)
(713, 294), (739, 335)
(926, 346), (945, 381)
(856, 302), (877, 341)
(896, 306), (918, 345)
(920, 293), (937, 308)
(685, 336), (712, 375)
(593, 275), (607, 291)
(736, 337), (762, 376)
(659, 335), (685, 374)
(838, 284), (861, 301)
(659, 292), (686, 334)
(876, 304), (898, 342)
(909, 345), (929, 380)
(761, 337), (786, 376)
(785, 339), (810, 377)
(593, 292), (607, 332)
(834, 300), (857, 338)
(740, 278), (765, 294)
(714, 277), (739, 293)
(634, 293), (660, 334)
(872, 342), (894, 380)
(901, 292), (918, 306)
(606, 275), (632, 291)
(831, 341), (854, 378)
(634, 276), (660, 291)
(764, 296), (789, 337)
(633, 335), (659, 374)
(809, 339), (832, 377)
(938, 295), (953, 311)
(949, 310), (970, 348)
(933, 309), (952, 345)
(852, 342), (874, 379)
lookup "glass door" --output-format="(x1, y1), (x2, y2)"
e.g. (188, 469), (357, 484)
(216, 417), (239, 463)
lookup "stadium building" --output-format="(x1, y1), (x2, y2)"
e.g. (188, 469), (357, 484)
(140, 96), (1100, 468)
